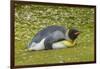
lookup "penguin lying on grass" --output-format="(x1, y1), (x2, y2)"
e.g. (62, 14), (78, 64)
(28, 25), (80, 51)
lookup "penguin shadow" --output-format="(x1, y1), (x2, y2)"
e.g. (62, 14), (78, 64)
(25, 46), (78, 52)
(24, 48), (52, 52)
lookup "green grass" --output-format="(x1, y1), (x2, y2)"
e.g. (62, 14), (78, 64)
(15, 3), (95, 66)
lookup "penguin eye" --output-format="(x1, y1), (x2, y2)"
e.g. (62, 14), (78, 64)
(74, 32), (80, 35)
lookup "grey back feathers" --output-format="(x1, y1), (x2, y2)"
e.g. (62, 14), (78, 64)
(31, 25), (67, 43)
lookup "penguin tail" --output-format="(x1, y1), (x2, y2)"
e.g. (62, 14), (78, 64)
(27, 41), (36, 50)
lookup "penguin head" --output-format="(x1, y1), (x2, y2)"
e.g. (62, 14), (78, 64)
(68, 28), (80, 40)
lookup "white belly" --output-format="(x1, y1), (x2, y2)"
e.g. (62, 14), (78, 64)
(52, 42), (66, 49)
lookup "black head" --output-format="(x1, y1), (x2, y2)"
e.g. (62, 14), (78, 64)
(68, 28), (80, 40)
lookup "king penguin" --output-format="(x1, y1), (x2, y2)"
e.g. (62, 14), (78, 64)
(28, 25), (80, 51)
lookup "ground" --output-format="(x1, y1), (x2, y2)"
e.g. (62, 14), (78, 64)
(14, 3), (95, 66)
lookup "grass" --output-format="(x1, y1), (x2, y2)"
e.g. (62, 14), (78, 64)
(14, 3), (95, 66)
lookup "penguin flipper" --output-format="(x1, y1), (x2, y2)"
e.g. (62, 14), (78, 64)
(44, 31), (65, 50)
(44, 37), (53, 50)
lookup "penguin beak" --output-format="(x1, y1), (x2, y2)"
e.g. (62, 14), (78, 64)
(74, 32), (80, 35)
